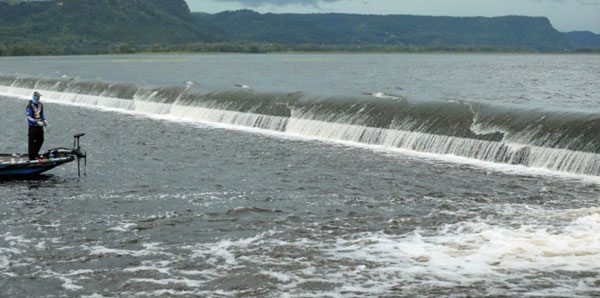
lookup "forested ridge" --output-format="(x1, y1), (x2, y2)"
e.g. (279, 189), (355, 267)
(0, 0), (598, 55)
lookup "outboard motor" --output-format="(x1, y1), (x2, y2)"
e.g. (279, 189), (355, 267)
(45, 133), (87, 177)
(72, 133), (87, 177)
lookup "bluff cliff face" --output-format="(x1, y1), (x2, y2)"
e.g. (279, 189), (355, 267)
(0, 0), (221, 45)
(0, 1), (598, 54)
(196, 10), (574, 51)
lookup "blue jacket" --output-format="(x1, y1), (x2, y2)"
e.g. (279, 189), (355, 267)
(26, 100), (46, 127)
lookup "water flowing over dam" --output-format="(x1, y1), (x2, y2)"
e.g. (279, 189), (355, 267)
(1, 74), (599, 176)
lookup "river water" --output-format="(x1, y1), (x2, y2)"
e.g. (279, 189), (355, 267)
(0, 53), (599, 296)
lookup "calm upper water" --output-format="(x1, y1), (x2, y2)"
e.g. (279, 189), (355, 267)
(0, 53), (599, 297)
(0, 53), (598, 110)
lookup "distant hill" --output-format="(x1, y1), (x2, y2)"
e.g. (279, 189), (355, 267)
(0, 0), (222, 54)
(0, 1), (598, 55)
(194, 10), (575, 51)
(566, 31), (600, 49)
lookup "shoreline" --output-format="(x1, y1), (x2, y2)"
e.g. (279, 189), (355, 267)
(1, 42), (599, 57)
(1, 49), (599, 58)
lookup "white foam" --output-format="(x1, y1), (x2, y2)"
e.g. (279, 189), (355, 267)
(4, 233), (32, 246)
(259, 270), (292, 283)
(85, 243), (171, 258)
(190, 239), (237, 265)
(161, 208), (600, 296)
(177, 270), (205, 276)
(123, 260), (173, 275)
(108, 221), (137, 232)
(0, 246), (22, 254)
(0, 233), (30, 257)
(122, 289), (203, 297)
(124, 277), (205, 288)
(34, 241), (46, 250)
(322, 210), (600, 293)
(169, 105), (288, 131)
(81, 294), (107, 298)
(42, 269), (94, 291)
(64, 269), (95, 276)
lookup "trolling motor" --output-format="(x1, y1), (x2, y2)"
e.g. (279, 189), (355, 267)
(72, 133), (87, 177)
(44, 133), (87, 177)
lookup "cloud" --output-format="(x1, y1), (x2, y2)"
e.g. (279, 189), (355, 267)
(214, 0), (343, 7)
(531, 0), (600, 4)
(576, 0), (600, 5)
(217, 0), (600, 6)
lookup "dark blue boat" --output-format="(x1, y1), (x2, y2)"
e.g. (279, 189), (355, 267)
(0, 153), (75, 176)
(0, 134), (86, 178)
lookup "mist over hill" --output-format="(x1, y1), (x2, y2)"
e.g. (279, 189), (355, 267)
(0, 0), (598, 55)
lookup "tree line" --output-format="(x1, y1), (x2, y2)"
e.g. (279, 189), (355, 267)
(6, 41), (588, 56)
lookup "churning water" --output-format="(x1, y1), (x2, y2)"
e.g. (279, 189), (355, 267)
(1, 53), (599, 296)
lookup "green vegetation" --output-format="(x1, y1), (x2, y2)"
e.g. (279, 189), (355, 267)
(195, 10), (573, 51)
(146, 42), (540, 54)
(0, 0), (223, 55)
(0, 0), (598, 56)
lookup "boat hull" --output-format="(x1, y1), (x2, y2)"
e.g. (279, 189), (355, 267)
(0, 154), (75, 177)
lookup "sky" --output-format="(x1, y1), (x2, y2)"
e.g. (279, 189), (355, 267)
(186, 0), (600, 33)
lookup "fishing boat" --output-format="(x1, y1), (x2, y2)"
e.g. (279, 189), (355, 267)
(0, 133), (86, 178)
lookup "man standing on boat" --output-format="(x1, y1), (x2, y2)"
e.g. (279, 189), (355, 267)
(26, 91), (48, 160)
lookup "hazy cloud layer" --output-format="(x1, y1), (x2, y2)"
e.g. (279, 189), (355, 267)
(212, 0), (600, 7)
(217, 0), (342, 7)
(214, 0), (340, 6)
(536, 0), (600, 4)
(216, 0), (600, 7)
(217, 0), (600, 5)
